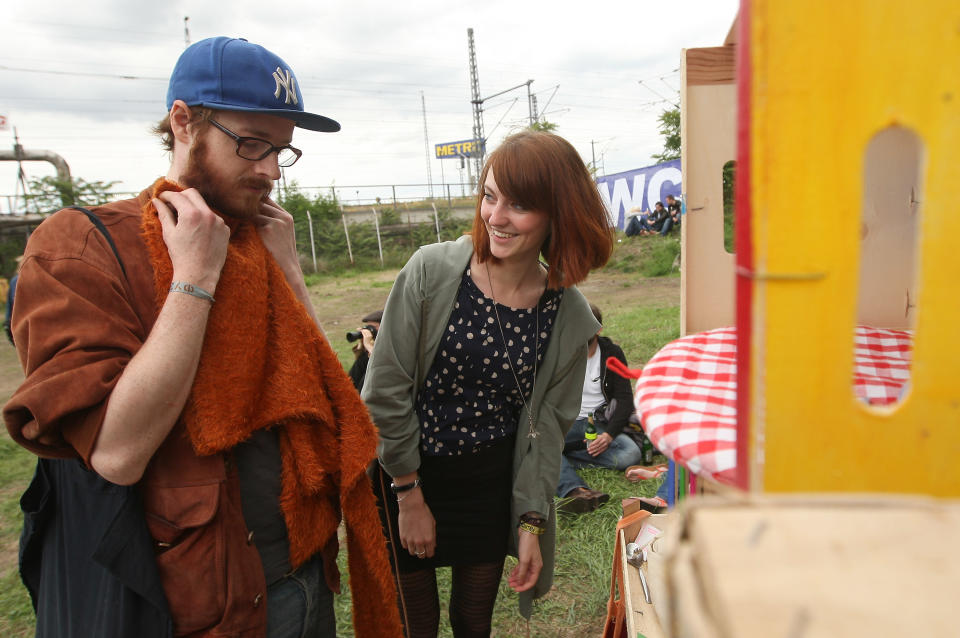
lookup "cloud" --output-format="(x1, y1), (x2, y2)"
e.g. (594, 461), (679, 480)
(0, 0), (739, 205)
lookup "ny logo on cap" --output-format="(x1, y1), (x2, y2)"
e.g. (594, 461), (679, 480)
(272, 67), (298, 106)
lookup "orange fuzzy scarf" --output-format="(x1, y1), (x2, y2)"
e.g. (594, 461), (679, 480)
(140, 179), (401, 637)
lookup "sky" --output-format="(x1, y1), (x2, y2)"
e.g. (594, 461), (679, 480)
(0, 0), (739, 211)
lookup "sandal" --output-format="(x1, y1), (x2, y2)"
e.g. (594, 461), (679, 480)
(625, 464), (667, 481)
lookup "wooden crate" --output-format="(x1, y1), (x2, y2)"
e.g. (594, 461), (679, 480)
(663, 495), (960, 638)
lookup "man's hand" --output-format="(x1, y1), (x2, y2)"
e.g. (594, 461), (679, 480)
(359, 327), (376, 356)
(155, 189), (230, 292)
(586, 432), (613, 457)
(90, 189), (228, 485)
(254, 198), (324, 330)
(255, 198), (301, 281)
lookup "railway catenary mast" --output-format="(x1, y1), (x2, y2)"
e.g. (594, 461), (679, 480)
(467, 28), (484, 189)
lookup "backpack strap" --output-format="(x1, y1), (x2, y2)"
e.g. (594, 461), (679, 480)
(69, 206), (127, 279)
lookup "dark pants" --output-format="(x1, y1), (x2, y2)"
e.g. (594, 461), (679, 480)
(625, 216), (646, 236)
(266, 555), (336, 638)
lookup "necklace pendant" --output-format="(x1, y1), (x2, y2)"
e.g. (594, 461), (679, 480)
(526, 415), (539, 438)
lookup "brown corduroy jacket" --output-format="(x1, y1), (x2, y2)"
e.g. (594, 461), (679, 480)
(3, 193), (339, 637)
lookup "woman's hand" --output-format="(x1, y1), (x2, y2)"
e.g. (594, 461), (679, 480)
(397, 488), (436, 559)
(508, 527), (543, 592)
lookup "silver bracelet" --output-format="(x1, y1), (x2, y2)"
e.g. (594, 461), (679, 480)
(169, 281), (215, 303)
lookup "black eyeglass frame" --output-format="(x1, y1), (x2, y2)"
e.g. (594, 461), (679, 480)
(208, 119), (303, 168)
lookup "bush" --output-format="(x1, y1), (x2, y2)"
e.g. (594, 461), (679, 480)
(279, 183), (472, 273)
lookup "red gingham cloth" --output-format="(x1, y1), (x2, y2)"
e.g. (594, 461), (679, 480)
(633, 326), (913, 483)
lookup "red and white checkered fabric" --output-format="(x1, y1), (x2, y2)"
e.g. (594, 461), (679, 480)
(633, 326), (913, 483)
(853, 326), (914, 405)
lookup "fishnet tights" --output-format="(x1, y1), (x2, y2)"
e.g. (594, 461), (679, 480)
(397, 561), (505, 638)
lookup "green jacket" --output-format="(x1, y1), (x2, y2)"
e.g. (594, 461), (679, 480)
(362, 235), (599, 616)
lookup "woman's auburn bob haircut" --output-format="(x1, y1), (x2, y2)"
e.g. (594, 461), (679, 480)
(471, 130), (614, 289)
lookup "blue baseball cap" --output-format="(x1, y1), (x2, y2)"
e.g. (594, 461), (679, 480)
(166, 37), (340, 132)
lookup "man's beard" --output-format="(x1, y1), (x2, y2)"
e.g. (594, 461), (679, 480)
(179, 134), (274, 220)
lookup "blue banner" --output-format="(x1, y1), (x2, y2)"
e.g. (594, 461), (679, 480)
(595, 160), (682, 229)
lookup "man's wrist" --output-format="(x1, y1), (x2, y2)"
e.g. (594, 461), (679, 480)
(169, 281), (215, 303)
(171, 270), (219, 294)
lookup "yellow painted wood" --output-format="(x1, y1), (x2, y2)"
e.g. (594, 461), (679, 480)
(747, 0), (960, 495)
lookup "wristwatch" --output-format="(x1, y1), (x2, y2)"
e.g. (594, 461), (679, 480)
(390, 478), (422, 494)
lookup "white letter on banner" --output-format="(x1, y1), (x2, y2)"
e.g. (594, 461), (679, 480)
(647, 167), (682, 211)
(596, 183), (617, 227)
(598, 174), (647, 228)
(615, 175), (646, 219)
(595, 183), (618, 227)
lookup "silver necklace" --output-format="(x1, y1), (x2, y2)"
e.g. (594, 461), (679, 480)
(485, 264), (541, 439)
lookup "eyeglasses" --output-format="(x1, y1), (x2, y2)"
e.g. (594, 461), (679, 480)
(208, 119), (303, 168)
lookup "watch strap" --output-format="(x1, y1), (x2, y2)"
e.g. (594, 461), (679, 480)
(390, 477), (422, 494)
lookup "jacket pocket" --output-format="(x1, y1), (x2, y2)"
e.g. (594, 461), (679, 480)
(144, 482), (225, 635)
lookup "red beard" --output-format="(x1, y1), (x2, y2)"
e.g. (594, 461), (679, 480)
(179, 134), (274, 220)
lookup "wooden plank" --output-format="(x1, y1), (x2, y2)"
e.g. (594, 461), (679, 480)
(682, 498), (960, 638)
(670, 543), (722, 638)
(679, 57), (737, 334)
(724, 15), (740, 46)
(684, 46), (735, 86)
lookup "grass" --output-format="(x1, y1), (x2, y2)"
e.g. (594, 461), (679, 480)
(607, 306), (681, 366)
(0, 237), (680, 637)
(606, 234), (680, 278)
(0, 436), (36, 637)
(327, 466), (667, 638)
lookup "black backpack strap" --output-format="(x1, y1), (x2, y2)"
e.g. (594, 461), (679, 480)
(69, 206), (127, 279)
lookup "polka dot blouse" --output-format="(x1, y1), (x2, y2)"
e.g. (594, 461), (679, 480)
(416, 266), (563, 456)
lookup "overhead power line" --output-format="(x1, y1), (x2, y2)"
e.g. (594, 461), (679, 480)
(0, 64), (165, 81)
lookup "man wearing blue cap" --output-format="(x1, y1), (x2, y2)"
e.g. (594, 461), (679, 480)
(4, 38), (402, 638)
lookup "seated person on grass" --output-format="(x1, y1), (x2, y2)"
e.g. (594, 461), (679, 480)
(624, 207), (646, 237)
(642, 201), (672, 236)
(665, 194), (681, 232)
(556, 303), (642, 513)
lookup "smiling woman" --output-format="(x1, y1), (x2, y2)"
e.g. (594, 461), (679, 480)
(479, 170), (551, 268)
(363, 129), (614, 637)
(473, 130), (614, 290)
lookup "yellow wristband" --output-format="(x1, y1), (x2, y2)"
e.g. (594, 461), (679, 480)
(518, 521), (545, 536)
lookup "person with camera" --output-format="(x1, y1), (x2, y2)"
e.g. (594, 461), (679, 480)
(556, 303), (642, 513)
(348, 309), (382, 391)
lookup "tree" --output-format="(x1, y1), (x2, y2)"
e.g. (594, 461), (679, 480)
(25, 176), (120, 213)
(651, 108), (680, 163)
(529, 120), (557, 133)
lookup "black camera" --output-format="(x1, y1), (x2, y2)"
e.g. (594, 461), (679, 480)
(346, 324), (378, 343)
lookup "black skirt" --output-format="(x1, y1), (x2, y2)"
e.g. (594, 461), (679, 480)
(373, 436), (514, 574)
